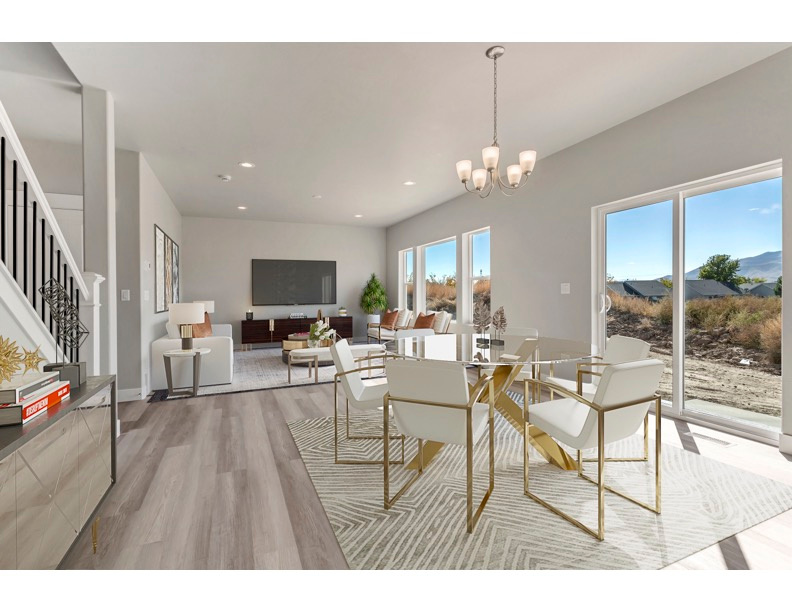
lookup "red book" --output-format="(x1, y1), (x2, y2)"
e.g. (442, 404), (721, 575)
(0, 381), (71, 426)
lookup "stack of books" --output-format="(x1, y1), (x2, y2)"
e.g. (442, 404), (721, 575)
(0, 371), (71, 427)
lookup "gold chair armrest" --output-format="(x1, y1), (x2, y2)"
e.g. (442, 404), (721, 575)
(335, 364), (388, 379)
(523, 377), (660, 414)
(577, 368), (604, 377)
(384, 392), (471, 412)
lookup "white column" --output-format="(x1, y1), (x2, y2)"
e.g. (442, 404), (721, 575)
(79, 272), (105, 376)
(82, 87), (117, 376)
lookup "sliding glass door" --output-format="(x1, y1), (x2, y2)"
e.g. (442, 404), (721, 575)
(595, 163), (782, 439)
(602, 199), (674, 403)
(683, 176), (782, 433)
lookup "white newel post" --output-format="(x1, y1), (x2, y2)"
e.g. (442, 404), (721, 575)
(80, 272), (105, 376)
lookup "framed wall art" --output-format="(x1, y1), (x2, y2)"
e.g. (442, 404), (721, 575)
(155, 224), (180, 313)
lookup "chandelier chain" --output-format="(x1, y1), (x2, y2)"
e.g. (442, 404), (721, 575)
(493, 56), (498, 146)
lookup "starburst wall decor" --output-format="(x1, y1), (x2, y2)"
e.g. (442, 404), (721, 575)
(0, 336), (23, 384)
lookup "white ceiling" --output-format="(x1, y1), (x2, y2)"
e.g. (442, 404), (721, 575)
(2, 42), (790, 227)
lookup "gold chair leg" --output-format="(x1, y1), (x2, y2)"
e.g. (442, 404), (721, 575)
(335, 378), (403, 466)
(384, 394), (423, 509)
(92, 517), (99, 554)
(581, 412), (650, 463)
(597, 413), (605, 540)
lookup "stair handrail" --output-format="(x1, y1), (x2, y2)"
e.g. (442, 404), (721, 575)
(0, 99), (88, 297)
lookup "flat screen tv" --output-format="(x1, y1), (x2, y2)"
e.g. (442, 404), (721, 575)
(252, 259), (337, 305)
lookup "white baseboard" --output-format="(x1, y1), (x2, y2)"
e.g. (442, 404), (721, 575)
(780, 433), (792, 455)
(118, 387), (144, 403)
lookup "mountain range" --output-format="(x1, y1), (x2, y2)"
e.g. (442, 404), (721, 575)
(660, 251), (782, 282)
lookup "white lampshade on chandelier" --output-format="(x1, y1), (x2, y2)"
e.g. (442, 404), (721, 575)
(455, 46), (537, 198)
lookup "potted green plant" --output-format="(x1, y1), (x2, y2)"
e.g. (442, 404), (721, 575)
(360, 273), (388, 326)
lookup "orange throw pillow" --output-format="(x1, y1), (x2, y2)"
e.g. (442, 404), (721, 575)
(413, 312), (436, 329)
(380, 309), (399, 330)
(193, 312), (213, 338)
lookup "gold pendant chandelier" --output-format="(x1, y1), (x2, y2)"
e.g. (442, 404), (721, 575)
(455, 46), (537, 198)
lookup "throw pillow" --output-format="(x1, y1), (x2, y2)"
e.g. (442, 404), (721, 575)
(192, 312), (213, 338)
(395, 309), (412, 328)
(413, 312), (436, 329)
(380, 309), (399, 330)
(427, 310), (447, 333)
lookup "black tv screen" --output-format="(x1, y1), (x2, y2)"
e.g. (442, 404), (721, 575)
(252, 259), (337, 305)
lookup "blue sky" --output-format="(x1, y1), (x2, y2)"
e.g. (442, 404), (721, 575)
(607, 177), (782, 281)
(423, 231), (491, 279)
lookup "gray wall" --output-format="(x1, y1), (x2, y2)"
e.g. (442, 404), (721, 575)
(386, 48), (792, 439)
(181, 217), (387, 343)
(115, 150), (141, 395)
(139, 155), (182, 395)
(20, 138), (83, 195)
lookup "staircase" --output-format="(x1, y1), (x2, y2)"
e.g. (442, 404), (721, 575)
(0, 100), (92, 367)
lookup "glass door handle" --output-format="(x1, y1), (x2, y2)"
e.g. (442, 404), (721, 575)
(604, 294), (612, 312)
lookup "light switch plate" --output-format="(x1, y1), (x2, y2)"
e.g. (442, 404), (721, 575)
(143, 290), (150, 301)
(121, 289), (131, 301)
(560, 283), (571, 295)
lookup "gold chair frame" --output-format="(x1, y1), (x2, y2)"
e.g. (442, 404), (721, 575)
(523, 377), (661, 541)
(333, 352), (405, 465)
(383, 376), (495, 534)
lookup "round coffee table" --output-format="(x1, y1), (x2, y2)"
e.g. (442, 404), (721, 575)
(163, 348), (211, 398)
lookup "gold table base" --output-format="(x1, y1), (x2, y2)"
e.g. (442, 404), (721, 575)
(406, 372), (577, 471)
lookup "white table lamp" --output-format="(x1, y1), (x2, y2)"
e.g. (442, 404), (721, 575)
(169, 302), (205, 350)
(193, 300), (215, 314)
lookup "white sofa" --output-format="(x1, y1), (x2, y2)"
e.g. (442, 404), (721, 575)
(151, 323), (234, 391)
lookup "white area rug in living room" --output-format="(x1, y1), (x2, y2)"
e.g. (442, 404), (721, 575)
(149, 347), (383, 402)
(288, 413), (792, 570)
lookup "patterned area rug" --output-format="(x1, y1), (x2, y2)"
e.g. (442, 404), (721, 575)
(150, 346), (385, 402)
(288, 412), (792, 569)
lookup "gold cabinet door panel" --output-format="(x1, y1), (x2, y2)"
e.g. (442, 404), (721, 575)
(0, 454), (15, 569)
(77, 391), (112, 529)
(15, 410), (80, 570)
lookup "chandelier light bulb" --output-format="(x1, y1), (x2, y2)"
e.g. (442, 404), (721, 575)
(519, 150), (537, 175)
(482, 146), (500, 171)
(454, 46), (537, 198)
(471, 169), (488, 191)
(456, 160), (472, 183)
(507, 165), (522, 188)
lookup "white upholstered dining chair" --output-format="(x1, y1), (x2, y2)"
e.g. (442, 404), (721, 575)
(383, 359), (495, 534)
(523, 359), (664, 540)
(546, 334), (650, 399)
(330, 339), (404, 465)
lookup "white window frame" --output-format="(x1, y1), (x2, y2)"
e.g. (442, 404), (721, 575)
(591, 160), (783, 445)
(398, 248), (414, 312)
(420, 235), (458, 320)
(464, 227), (491, 323)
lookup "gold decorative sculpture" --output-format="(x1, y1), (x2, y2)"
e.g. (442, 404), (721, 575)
(22, 346), (46, 375)
(0, 336), (24, 384)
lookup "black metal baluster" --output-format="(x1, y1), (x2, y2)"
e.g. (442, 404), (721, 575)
(41, 219), (46, 322)
(23, 181), (28, 297)
(75, 290), (80, 363)
(32, 201), (36, 309)
(56, 251), (61, 356)
(69, 276), (74, 362)
(12, 160), (17, 280)
(64, 263), (68, 357)
(49, 235), (54, 334)
(1, 137), (5, 264)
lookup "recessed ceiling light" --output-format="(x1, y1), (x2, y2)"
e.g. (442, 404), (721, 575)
(312, 194), (323, 199)
(238, 162), (255, 168)
(219, 175), (232, 182)
(403, 181), (416, 186)
(354, 214), (363, 218)
(237, 206), (247, 210)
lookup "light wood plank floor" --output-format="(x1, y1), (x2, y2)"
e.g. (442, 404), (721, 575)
(61, 382), (792, 570)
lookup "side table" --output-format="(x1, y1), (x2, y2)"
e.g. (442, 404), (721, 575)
(163, 348), (211, 398)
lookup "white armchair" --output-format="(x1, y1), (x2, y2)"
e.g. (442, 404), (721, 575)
(546, 334), (650, 399)
(151, 323), (234, 390)
(384, 359), (495, 534)
(523, 359), (664, 540)
(330, 339), (403, 465)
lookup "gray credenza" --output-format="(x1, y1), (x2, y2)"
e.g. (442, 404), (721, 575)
(0, 375), (116, 569)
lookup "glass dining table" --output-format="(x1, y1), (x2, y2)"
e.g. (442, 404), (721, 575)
(391, 332), (598, 471)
